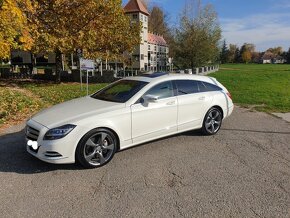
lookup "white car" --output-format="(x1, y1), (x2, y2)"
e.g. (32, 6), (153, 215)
(26, 72), (234, 168)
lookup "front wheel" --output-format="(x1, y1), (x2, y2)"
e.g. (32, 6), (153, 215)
(76, 128), (117, 168)
(201, 107), (223, 135)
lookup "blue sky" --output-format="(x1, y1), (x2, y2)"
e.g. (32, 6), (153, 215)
(123, 0), (290, 51)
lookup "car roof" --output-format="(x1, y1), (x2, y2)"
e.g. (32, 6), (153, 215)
(124, 73), (217, 84)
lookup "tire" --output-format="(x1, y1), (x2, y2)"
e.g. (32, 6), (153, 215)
(76, 128), (117, 168)
(201, 107), (223, 135)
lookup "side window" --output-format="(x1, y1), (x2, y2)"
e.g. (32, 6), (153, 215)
(175, 80), (199, 95)
(198, 81), (222, 92)
(144, 81), (174, 100)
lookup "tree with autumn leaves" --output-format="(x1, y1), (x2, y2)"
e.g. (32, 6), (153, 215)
(0, 0), (140, 81)
(0, 0), (34, 59)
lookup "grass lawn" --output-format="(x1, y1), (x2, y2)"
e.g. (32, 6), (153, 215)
(0, 87), (43, 125)
(1, 64), (289, 127)
(0, 82), (107, 125)
(21, 82), (107, 105)
(211, 64), (290, 112)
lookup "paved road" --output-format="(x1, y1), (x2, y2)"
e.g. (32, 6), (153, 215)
(0, 107), (290, 218)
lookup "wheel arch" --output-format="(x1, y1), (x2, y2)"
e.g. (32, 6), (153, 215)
(96, 127), (120, 151)
(211, 105), (224, 119)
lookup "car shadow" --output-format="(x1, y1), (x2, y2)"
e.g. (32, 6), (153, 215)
(117, 129), (205, 153)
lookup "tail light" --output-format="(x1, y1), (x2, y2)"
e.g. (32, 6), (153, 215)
(227, 92), (232, 99)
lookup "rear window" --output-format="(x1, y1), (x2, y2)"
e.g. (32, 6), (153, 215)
(198, 81), (222, 92)
(175, 80), (199, 95)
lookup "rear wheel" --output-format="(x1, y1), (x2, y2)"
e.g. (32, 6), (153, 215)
(76, 128), (117, 168)
(201, 107), (222, 135)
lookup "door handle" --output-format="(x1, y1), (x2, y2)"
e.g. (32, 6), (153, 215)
(198, 96), (205, 100)
(166, 101), (176, 105)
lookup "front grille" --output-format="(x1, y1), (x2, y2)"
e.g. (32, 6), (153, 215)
(26, 125), (40, 141)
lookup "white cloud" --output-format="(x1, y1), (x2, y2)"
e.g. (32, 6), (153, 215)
(221, 13), (290, 51)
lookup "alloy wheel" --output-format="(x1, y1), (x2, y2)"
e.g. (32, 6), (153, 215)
(83, 131), (115, 166)
(204, 109), (222, 134)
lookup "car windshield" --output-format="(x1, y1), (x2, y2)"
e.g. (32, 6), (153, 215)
(91, 80), (148, 103)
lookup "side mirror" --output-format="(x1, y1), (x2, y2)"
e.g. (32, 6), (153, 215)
(143, 94), (159, 103)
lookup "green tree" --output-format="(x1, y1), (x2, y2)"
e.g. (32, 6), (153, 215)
(175, 2), (221, 70)
(29, 0), (140, 82)
(234, 47), (241, 63)
(287, 47), (290, 64)
(220, 40), (229, 64)
(228, 44), (237, 63)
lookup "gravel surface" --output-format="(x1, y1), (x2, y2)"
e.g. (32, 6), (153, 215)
(0, 107), (289, 218)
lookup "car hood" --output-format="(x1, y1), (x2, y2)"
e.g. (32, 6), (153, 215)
(31, 96), (125, 128)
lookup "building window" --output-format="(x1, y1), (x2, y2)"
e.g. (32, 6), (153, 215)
(154, 46), (157, 51)
(140, 14), (143, 21)
(148, 45), (150, 50)
(133, 14), (137, 19)
(141, 54), (144, 60)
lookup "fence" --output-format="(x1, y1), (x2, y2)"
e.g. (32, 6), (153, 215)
(0, 65), (219, 81)
(185, 65), (219, 75)
(0, 68), (118, 83)
(115, 65), (220, 78)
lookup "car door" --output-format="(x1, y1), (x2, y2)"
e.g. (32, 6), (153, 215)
(131, 81), (178, 144)
(175, 80), (213, 132)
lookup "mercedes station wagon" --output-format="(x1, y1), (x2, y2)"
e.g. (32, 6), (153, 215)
(26, 72), (234, 168)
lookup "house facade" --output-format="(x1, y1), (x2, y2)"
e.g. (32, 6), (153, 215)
(124, 0), (169, 71)
(261, 52), (286, 64)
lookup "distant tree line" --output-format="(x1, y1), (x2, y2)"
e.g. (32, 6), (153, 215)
(220, 41), (290, 64)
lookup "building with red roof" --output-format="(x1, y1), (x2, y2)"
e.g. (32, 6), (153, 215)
(124, 0), (149, 16)
(124, 0), (169, 71)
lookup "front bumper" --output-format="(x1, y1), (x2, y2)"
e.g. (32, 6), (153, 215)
(25, 119), (78, 164)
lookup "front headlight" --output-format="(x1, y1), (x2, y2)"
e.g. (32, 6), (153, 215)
(43, 124), (76, 140)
